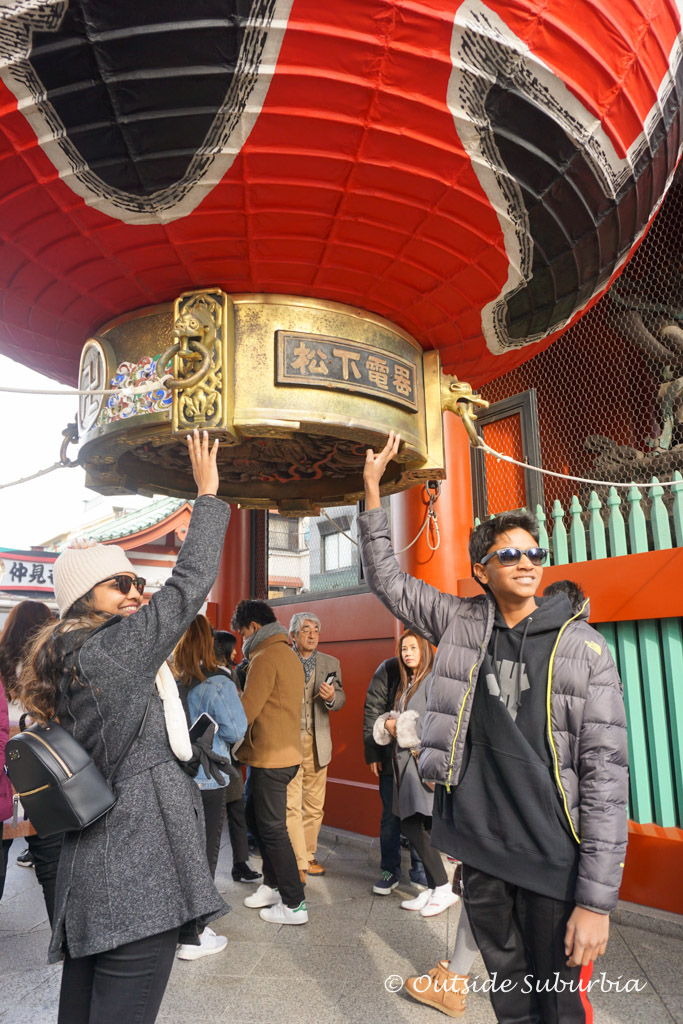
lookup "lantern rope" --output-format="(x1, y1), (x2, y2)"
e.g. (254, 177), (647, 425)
(474, 438), (681, 489)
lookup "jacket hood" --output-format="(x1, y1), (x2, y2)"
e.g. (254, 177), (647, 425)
(493, 593), (589, 636)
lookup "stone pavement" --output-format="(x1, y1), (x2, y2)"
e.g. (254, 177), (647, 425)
(1, 825), (681, 1024)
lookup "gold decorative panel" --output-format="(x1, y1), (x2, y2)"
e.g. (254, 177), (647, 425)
(76, 292), (482, 514)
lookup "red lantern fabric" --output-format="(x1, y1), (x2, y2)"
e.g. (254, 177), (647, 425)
(0, 0), (680, 386)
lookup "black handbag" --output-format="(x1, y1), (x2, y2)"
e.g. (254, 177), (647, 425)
(6, 696), (153, 839)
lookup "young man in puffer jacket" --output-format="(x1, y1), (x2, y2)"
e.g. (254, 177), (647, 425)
(359, 433), (628, 1024)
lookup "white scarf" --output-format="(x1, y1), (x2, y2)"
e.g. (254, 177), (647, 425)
(155, 662), (192, 762)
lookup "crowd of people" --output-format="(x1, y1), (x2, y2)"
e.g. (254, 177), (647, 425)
(0, 428), (628, 1024)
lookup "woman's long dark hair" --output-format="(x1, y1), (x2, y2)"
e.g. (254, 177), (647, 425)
(18, 593), (107, 722)
(174, 615), (219, 687)
(394, 630), (434, 709)
(0, 601), (54, 700)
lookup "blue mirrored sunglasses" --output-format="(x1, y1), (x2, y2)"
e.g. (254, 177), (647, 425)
(480, 547), (547, 567)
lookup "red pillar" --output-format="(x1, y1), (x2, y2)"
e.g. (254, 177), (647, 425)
(392, 412), (474, 598)
(211, 505), (251, 630)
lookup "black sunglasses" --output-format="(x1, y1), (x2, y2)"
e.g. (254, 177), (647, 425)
(98, 574), (146, 595)
(480, 547), (548, 567)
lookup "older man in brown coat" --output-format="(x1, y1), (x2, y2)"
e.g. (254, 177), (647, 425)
(232, 599), (307, 926)
(286, 612), (345, 878)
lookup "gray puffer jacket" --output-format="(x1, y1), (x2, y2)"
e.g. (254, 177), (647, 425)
(359, 507), (629, 913)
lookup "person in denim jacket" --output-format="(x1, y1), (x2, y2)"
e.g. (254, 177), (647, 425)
(174, 614), (247, 960)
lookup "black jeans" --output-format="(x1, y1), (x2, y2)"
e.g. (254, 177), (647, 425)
(245, 765), (304, 908)
(400, 813), (447, 889)
(226, 789), (249, 864)
(200, 787), (226, 880)
(378, 771), (402, 877)
(463, 866), (592, 1024)
(0, 830), (63, 924)
(58, 926), (179, 1024)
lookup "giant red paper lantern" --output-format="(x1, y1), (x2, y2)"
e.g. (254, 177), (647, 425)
(0, 0), (680, 387)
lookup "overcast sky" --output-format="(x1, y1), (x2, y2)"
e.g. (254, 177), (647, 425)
(0, 354), (100, 549)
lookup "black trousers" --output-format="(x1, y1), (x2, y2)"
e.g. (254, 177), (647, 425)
(58, 926), (179, 1024)
(400, 813), (447, 889)
(226, 789), (249, 864)
(199, 787), (227, 880)
(463, 866), (592, 1024)
(245, 765), (304, 909)
(0, 830), (63, 924)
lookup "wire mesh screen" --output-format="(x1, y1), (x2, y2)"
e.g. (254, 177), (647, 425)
(264, 497), (391, 600)
(473, 164), (683, 539)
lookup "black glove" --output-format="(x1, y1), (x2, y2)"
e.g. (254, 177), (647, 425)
(178, 724), (231, 785)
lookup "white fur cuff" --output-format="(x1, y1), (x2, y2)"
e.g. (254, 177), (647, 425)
(372, 712), (393, 745)
(395, 709), (420, 749)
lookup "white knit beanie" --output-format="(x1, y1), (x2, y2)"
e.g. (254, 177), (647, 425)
(53, 541), (138, 617)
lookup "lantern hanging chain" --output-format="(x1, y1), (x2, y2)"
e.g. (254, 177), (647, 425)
(320, 480), (441, 552)
(0, 374), (173, 398)
(0, 461), (69, 491)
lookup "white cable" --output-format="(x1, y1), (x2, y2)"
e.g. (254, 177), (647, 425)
(476, 440), (681, 489)
(0, 374), (172, 398)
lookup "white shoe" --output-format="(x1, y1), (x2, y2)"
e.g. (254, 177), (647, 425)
(244, 884), (280, 909)
(259, 900), (308, 925)
(177, 926), (227, 960)
(419, 884), (460, 917)
(401, 888), (434, 911)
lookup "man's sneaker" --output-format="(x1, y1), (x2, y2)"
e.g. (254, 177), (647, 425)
(419, 884), (460, 917)
(409, 867), (429, 888)
(177, 927), (227, 960)
(372, 870), (400, 895)
(259, 900), (308, 925)
(405, 962), (468, 1017)
(401, 888), (434, 911)
(232, 862), (262, 883)
(16, 849), (34, 869)
(244, 884), (280, 909)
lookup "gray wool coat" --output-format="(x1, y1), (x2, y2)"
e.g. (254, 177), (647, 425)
(376, 676), (434, 820)
(359, 506), (629, 914)
(47, 495), (230, 963)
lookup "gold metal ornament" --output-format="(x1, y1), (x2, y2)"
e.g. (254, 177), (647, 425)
(76, 290), (482, 514)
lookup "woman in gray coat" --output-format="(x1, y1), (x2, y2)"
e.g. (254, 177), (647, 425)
(373, 630), (458, 918)
(18, 430), (229, 1024)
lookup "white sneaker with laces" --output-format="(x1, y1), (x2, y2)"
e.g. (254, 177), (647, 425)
(419, 884), (460, 918)
(244, 883), (280, 909)
(259, 900), (309, 925)
(401, 888), (434, 911)
(177, 926), (227, 960)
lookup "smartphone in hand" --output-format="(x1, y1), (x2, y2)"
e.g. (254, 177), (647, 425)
(189, 712), (218, 743)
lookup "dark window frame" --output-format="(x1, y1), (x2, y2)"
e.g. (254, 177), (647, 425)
(470, 389), (544, 520)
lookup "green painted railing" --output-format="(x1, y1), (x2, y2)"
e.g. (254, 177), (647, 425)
(597, 620), (683, 829)
(474, 471), (683, 829)
(475, 471), (683, 565)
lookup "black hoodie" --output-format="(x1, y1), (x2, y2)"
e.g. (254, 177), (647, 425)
(442, 593), (580, 901)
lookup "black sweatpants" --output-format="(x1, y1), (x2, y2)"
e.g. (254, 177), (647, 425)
(245, 765), (304, 909)
(58, 926), (179, 1024)
(463, 866), (593, 1024)
(400, 813), (447, 889)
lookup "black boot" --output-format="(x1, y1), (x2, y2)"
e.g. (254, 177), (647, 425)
(232, 861), (263, 883)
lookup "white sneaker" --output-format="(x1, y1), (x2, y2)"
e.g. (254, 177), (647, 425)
(259, 900), (308, 925)
(244, 884), (280, 909)
(419, 884), (460, 918)
(177, 926), (228, 960)
(401, 888), (434, 911)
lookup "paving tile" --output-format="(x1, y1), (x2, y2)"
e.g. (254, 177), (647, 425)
(618, 923), (683, 995)
(660, 992), (683, 1023)
(225, 976), (346, 1024)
